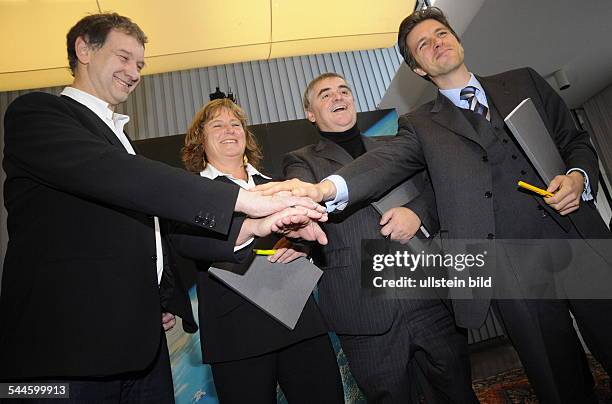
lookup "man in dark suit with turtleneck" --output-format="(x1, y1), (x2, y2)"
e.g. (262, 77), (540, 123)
(281, 73), (477, 404)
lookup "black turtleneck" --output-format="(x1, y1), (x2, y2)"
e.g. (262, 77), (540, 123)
(319, 125), (365, 159)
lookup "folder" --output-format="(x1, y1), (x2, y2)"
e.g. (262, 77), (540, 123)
(371, 171), (430, 238)
(504, 98), (566, 184)
(208, 256), (322, 330)
(371, 172), (425, 215)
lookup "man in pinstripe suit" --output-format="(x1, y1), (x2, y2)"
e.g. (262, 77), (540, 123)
(281, 73), (477, 403)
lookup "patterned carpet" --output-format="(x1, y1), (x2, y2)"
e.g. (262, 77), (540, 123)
(472, 355), (611, 403)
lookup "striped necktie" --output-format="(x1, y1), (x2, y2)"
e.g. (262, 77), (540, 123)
(460, 86), (489, 120)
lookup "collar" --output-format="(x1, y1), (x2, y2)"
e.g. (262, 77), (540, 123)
(439, 73), (489, 110)
(61, 87), (130, 128)
(318, 124), (361, 141)
(200, 163), (272, 182)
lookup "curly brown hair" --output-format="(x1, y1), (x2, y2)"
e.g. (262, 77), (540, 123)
(182, 99), (263, 173)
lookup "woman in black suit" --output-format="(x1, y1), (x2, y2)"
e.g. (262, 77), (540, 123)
(170, 99), (343, 404)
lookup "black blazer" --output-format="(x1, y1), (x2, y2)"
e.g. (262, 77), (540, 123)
(336, 67), (611, 328)
(170, 175), (327, 364)
(284, 135), (439, 335)
(0, 92), (239, 379)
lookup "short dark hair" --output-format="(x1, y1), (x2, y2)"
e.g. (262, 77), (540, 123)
(397, 7), (459, 72)
(66, 13), (148, 75)
(303, 72), (348, 111)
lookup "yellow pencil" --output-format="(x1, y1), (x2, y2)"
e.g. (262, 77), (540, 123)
(253, 249), (277, 255)
(518, 181), (554, 198)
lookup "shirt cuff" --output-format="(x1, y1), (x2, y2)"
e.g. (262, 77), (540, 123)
(323, 175), (349, 212)
(567, 168), (593, 201)
(234, 237), (255, 252)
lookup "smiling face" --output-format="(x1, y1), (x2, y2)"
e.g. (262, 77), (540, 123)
(305, 76), (357, 132)
(202, 108), (247, 167)
(406, 19), (466, 86)
(73, 29), (145, 108)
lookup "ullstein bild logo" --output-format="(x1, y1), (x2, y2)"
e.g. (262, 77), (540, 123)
(371, 275), (492, 289)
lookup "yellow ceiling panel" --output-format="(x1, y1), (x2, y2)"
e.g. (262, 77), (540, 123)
(0, 0), (415, 91)
(271, 0), (413, 41)
(102, 0), (271, 56)
(0, 68), (72, 92)
(143, 44), (271, 75)
(270, 33), (398, 59)
(0, 0), (99, 72)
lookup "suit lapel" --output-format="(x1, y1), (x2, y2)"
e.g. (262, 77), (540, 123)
(61, 95), (126, 149)
(314, 137), (354, 166)
(430, 92), (484, 148)
(252, 174), (270, 186)
(314, 134), (382, 167)
(478, 74), (527, 130)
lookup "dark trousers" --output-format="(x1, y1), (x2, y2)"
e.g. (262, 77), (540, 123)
(210, 334), (344, 404)
(4, 332), (174, 404)
(339, 299), (477, 404)
(493, 298), (612, 404)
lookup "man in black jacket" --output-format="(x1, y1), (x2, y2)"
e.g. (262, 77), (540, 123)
(0, 12), (325, 402)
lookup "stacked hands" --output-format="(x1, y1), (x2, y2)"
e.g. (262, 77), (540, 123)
(251, 178), (423, 245)
(235, 187), (329, 264)
(164, 186), (329, 332)
(177, 171), (585, 333)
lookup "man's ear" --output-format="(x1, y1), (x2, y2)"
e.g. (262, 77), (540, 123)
(306, 109), (316, 124)
(413, 67), (427, 78)
(75, 36), (91, 65)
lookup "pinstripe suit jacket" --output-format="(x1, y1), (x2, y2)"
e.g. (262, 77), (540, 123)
(283, 135), (439, 335)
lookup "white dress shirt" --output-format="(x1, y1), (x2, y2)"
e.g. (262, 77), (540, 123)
(61, 87), (165, 284)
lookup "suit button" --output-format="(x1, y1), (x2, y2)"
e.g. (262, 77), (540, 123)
(484, 191), (492, 198)
(482, 156), (488, 162)
(521, 170), (527, 175)
(151, 255), (157, 261)
(541, 212), (548, 218)
(487, 233), (495, 239)
(511, 154), (518, 160)
(502, 139), (509, 144)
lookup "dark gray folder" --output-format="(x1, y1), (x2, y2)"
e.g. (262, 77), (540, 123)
(371, 171), (425, 215)
(371, 172), (430, 238)
(208, 256), (322, 330)
(504, 98), (566, 184)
